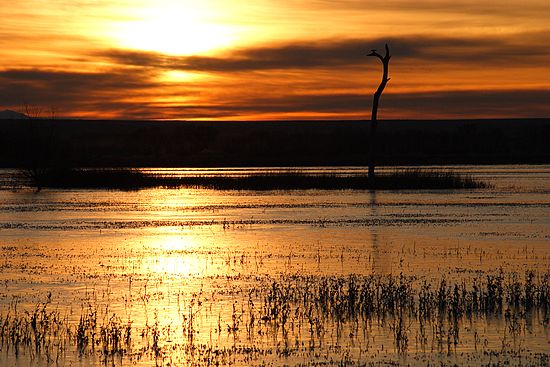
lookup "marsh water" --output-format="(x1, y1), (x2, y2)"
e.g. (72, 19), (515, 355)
(0, 165), (549, 366)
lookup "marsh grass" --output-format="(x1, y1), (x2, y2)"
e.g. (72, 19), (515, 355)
(24, 168), (157, 190)
(1, 271), (549, 366)
(24, 168), (487, 190)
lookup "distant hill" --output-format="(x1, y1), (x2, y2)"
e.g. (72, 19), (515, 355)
(0, 110), (28, 119)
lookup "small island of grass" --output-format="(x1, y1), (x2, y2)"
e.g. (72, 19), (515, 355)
(20, 168), (488, 190)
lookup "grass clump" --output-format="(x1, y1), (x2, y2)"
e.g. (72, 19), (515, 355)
(22, 168), (487, 190)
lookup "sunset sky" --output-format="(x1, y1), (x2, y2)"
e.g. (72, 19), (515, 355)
(1, 0), (550, 120)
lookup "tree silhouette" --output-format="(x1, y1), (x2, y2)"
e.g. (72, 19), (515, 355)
(367, 43), (391, 182)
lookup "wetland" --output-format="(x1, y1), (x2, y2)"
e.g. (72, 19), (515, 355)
(0, 165), (549, 366)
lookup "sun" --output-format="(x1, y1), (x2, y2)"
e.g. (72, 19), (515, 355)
(112, 2), (235, 56)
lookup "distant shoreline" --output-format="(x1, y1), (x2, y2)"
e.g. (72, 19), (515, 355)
(1, 118), (549, 168)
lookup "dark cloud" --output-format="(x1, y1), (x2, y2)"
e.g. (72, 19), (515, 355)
(224, 89), (550, 119)
(385, 89), (550, 118)
(387, 33), (550, 66)
(0, 68), (161, 107)
(308, 0), (550, 19)
(95, 32), (550, 74)
(120, 89), (550, 120)
(2, 66), (549, 119)
(3, 34), (550, 120)
(96, 40), (368, 72)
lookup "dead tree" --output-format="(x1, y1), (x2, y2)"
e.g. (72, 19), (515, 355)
(367, 43), (391, 181)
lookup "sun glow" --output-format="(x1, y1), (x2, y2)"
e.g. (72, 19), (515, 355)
(112, 2), (235, 55)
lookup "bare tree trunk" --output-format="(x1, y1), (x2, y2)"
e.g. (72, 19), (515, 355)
(367, 44), (391, 182)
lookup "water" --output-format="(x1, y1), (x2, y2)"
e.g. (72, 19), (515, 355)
(0, 165), (549, 366)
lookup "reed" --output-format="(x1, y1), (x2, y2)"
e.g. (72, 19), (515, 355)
(23, 167), (487, 190)
(1, 270), (548, 366)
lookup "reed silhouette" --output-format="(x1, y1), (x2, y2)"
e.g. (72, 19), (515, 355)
(19, 167), (486, 190)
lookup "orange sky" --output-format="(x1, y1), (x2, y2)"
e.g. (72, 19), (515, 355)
(1, 0), (550, 120)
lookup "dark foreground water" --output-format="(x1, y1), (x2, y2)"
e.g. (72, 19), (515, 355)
(0, 166), (549, 366)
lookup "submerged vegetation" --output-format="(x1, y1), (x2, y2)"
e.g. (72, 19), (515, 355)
(19, 167), (487, 190)
(1, 270), (549, 366)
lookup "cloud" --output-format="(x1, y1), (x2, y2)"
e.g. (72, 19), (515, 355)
(3, 28), (550, 120)
(2, 66), (550, 119)
(383, 89), (550, 118)
(95, 32), (550, 74)
(305, 0), (550, 19)
(96, 89), (550, 120)
(0, 68), (159, 105)
(219, 89), (550, 119)
(96, 40), (367, 72)
(0, 69), (154, 88)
